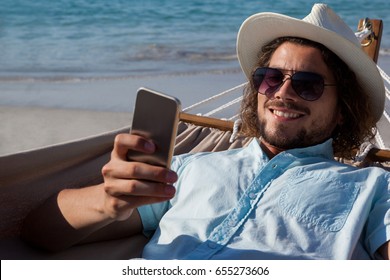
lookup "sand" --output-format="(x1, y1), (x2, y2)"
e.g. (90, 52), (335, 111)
(0, 71), (246, 155)
(0, 106), (132, 155)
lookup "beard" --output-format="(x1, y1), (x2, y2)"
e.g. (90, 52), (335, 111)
(258, 101), (339, 150)
(259, 121), (324, 150)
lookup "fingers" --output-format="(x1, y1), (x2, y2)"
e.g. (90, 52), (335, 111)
(112, 133), (155, 161)
(105, 132), (178, 186)
(102, 168), (177, 219)
(102, 160), (177, 200)
(100, 133), (178, 220)
(102, 159), (178, 184)
(104, 178), (176, 199)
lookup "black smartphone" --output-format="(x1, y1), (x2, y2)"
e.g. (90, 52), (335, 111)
(127, 87), (181, 168)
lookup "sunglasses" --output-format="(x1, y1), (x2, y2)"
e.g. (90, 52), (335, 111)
(252, 67), (337, 101)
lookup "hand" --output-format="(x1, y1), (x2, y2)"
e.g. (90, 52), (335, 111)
(101, 133), (178, 221)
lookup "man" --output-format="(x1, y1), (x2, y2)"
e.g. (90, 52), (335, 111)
(22, 4), (389, 259)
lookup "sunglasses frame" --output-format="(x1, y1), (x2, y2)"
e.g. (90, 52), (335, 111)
(252, 67), (337, 101)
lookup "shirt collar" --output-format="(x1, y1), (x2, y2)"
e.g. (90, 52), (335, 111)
(251, 138), (335, 160)
(287, 139), (335, 160)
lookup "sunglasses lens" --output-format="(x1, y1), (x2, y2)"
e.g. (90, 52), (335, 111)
(292, 72), (324, 101)
(253, 67), (325, 101)
(253, 68), (284, 97)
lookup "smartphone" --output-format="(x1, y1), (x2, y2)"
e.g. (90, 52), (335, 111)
(127, 87), (181, 168)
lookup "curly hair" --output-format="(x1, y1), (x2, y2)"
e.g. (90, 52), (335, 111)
(239, 37), (377, 158)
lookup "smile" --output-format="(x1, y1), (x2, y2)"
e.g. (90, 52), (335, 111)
(271, 109), (303, 119)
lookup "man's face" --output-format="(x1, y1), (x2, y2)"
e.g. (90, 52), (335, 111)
(257, 42), (343, 154)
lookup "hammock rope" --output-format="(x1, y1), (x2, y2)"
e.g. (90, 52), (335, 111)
(183, 82), (247, 112)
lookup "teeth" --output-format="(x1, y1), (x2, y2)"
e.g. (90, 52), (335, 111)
(273, 110), (300, 118)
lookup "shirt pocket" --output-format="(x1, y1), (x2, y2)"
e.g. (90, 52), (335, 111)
(278, 174), (360, 232)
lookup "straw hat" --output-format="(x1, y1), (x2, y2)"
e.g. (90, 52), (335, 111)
(237, 3), (385, 122)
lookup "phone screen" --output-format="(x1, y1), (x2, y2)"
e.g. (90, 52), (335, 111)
(127, 88), (181, 168)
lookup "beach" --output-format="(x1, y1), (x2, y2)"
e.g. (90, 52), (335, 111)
(1, 0), (389, 156)
(3, 2), (390, 274)
(1, 53), (390, 156)
(0, 71), (247, 155)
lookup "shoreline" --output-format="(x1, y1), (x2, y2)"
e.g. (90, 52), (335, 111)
(0, 71), (246, 112)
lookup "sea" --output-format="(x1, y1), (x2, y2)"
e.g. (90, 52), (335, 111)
(1, 0), (389, 81)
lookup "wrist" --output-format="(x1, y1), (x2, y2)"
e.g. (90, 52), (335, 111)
(58, 185), (116, 231)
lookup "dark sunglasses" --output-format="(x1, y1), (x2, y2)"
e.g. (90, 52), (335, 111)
(252, 67), (337, 101)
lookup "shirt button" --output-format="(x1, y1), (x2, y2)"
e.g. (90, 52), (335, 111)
(272, 164), (277, 169)
(228, 219), (236, 227)
(249, 192), (256, 199)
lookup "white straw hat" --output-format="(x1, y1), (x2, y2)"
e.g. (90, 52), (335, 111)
(237, 3), (385, 122)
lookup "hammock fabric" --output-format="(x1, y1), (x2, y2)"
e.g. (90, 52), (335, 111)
(0, 122), (251, 259)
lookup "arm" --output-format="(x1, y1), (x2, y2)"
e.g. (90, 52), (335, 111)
(21, 134), (177, 252)
(377, 241), (389, 260)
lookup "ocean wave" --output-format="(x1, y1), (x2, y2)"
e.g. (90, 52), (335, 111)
(126, 44), (237, 62)
(2, 45), (390, 83)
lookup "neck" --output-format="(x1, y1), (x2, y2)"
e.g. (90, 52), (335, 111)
(259, 138), (286, 159)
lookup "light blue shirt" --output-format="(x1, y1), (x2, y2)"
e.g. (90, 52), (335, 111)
(138, 138), (390, 259)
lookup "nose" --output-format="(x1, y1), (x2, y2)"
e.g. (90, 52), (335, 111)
(272, 77), (298, 101)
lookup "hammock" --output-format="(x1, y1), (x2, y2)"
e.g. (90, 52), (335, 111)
(0, 18), (389, 259)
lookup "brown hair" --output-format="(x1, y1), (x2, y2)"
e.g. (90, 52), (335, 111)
(239, 37), (376, 158)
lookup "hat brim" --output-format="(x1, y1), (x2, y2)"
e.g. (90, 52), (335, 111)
(237, 12), (385, 122)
